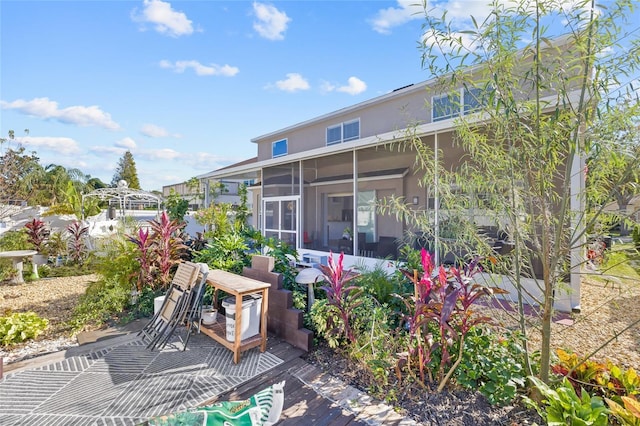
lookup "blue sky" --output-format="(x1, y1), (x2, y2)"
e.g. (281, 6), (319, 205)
(1, 1), (637, 191)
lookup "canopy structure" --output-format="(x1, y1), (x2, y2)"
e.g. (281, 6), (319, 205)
(81, 180), (161, 219)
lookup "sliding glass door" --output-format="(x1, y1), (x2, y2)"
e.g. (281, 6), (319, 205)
(263, 196), (299, 248)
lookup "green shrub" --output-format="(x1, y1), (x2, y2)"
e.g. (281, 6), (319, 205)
(133, 286), (163, 318)
(291, 289), (306, 312)
(194, 233), (250, 275)
(0, 229), (29, 251)
(455, 327), (527, 405)
(0, 311), (49, 346)
(528, 376), (610, 426)
(356, 261), (396, 304)
(632, 226), (640, 251)
(552, 348), (640, 404)
(67, 277), (130, 331)
(263, 238), (298, 291)
(94, 234), (139, 290)
(309, 299), (342, 348)
(40, 260), (97, 278)
(0, 258), (15, 282)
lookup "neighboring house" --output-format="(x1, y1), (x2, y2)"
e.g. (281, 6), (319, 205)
(198, 35), (586, 312)
(603, 195), (640, 224)
(162, 171), (256, 213)
(162, 182), (204, 210)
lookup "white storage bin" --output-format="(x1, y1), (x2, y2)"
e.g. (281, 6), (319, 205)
(222, 294), (262, 342)
(154, 295), (165, 315)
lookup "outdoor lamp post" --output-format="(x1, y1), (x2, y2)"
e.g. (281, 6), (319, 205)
(294, 267), (325, 312)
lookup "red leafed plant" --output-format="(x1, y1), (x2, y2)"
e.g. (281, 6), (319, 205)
(67, 221), (89, 264)
(398, 248), (506, 391)
(128, 228), (154, 292)
(25, 218), (48, 253)
(128, 211), (187, 290)
(317, 251), (362, 344)
(149, 211), (187, 289)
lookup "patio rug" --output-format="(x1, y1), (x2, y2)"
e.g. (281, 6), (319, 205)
(0, 335), (283, 426)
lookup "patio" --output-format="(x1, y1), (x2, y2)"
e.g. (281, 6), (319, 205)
(1, 325), (415, 425)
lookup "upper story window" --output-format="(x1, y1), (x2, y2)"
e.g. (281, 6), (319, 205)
(327, 125), (342, 145)
(272, 138), (288, 158)
(464, 87), (486, 113)
(343, 119), (360, 141)
(432, 93), (461, 122)
(327, 118), (360, 145)
(433, 87), (491, 121)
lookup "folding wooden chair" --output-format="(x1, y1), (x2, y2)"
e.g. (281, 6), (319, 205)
(139, 261), (200, 350)
(177, 262), (210, 350)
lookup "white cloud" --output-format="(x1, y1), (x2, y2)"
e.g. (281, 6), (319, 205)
(0, 97), (121, 130)
(427, 0), (496, 23)
(337, 77), (367, 95)
(369, 0), (424, 35)
(421, 28), (479, 55)
(135, 149), (237, 172)
(160, 60), (239, 76)
(140, 123), (169, 137)
(369, 0), (497, 37)
(132, 0), (194, 37)
(15, 136), (81, 155)
(320, 77), (367, 95)
(115, 137), (137, 150)
(272, 73), (310, 92)
(319, 81), (336, 93)
(143, 148), (182, 160)
(90, 145), (127, 155)
(252, 2), (290, 41)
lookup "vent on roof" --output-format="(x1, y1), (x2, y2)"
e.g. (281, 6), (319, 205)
(392, 84), (414, 92)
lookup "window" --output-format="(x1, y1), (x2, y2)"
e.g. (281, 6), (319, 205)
(327, 125), (342, 145)
(464, 87), (486, 113)
(272, 139), (287, 158)
(433, 87), (492, 121)
(326, 119), (360, 145)
(432, 93), (460, 121)
(343, 119), (360, 141)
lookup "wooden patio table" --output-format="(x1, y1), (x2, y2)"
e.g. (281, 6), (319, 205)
(200, 269), (270, 364)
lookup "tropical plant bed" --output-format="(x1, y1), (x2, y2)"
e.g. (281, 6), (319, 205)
(303, 272), (640, 425)
(303, 340), (542, 425)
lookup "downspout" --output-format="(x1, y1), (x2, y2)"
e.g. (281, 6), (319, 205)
(204, 180), (210, 208)
(299, 159), (303, 249)
(434, 132), (440, 266)
(569, 139), (585, 312)
(353, 149), (358, 255)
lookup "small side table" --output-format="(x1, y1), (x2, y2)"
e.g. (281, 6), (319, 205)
(0, 250), (37, 284)
(200, 269), (270, 364)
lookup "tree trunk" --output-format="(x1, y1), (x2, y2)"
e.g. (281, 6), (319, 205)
(539, 279), (554, 383)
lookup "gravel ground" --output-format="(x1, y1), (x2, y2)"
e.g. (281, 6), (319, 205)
(482, 273), (640, 371)
(0, 274), (98, 363)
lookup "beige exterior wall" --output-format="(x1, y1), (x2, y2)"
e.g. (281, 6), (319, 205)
(255, 83), (433, 161)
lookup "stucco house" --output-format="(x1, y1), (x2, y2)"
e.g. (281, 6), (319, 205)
(163, 163), (256, 212)
(196, 34), (586, 312)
